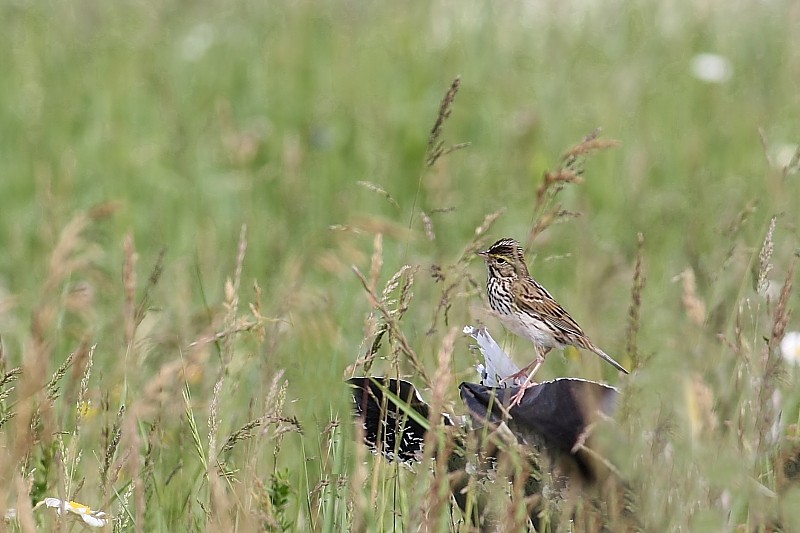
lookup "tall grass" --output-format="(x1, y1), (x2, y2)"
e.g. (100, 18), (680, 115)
(0, 0), (799, 530)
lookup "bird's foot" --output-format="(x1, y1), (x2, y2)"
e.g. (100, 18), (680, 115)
(506, 354), (546, 406)
(509, 381), (535, 407)
(503, 363), (536, 386)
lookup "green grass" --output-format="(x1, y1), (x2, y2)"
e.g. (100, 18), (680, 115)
(1, 0), (799, 530)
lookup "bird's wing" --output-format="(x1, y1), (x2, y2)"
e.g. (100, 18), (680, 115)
(513, 277), (587, 340)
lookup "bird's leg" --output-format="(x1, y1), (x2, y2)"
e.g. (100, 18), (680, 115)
(508, 347), (551, 407)
(508, 357), (542, 407)
(503, 346), (553, 385)
(503, 361), (535, 384)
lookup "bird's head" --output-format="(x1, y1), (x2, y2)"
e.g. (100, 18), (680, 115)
(477, 238), (529, 279)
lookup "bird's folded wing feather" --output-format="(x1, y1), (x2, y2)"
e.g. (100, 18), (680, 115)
(513, 278), (586, 338)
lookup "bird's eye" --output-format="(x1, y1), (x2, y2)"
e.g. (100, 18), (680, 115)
(496, 257), (506, 264)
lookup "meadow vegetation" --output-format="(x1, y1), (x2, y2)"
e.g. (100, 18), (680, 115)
(0, 0), (799, 530)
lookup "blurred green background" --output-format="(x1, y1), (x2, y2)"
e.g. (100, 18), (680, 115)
(1, 0), (799, 529)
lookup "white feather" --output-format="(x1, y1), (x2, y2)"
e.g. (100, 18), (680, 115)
(464, 325), (521, 387)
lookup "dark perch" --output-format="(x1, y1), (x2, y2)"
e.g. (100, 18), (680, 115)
(348, 376), (622, 530)
(460, 378), (618, 482)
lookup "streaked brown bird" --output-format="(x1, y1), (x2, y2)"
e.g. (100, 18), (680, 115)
(478, 238), (628, 404)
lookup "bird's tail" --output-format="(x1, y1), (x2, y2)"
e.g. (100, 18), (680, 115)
(590, 345), (629, 374)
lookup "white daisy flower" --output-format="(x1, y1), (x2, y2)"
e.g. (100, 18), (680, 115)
(43, 498), (110, 528)
(780, 331), (800, 365)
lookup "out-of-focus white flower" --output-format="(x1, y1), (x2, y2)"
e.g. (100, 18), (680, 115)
(690, 53), (733, 84)
(769, 142), (800, 171)
(43, 498), (109, 528)
(781, 332), (800, 365)
(179, 23), (216, 62)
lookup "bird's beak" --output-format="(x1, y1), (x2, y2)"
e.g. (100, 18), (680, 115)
(476, 250), (488, 258)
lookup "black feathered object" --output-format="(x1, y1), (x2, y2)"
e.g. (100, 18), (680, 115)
(348, 376), (617, 475)
(347, 377), (452, 463)
(460, 379), (618, 480)
(348, 376), (620, 529)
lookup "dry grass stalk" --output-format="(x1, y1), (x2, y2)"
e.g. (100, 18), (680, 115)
(123, 233), (138, 347)
(756, 255), (797, 453)
(472, 208), (505, 243)
(43, 351), (74, 405)
(205, 388), (238, 509)
(131, 336), (213, 420)
(349, 422), (368, 533)
(14, 210), (99, 464)
(734, 302), (747, 355)
(101, 405), (125, 492)
(345, 235), (385, 377)
(222, 224), (249, 357)
(723, 199), (759, 238)
(407, 77), (467, 248)
(417, 328), (457, 531)
(74, 343), (95, 430)
(247, 280), (269, 344)
(679, 268), (706, 326)
(562, 136), (622, 162)
(222, 413), (301, 456)
(220, 418), (262, 456)
(187, 318), (272, 349)
(46, 213), (91, 294)
(0, 368), (21, 390)
(262, 370), (287, 427)
(269, 375), (291, 462)
(352, 265), (430, 384)
(0, 367), (22, 430)
(428, 209), (504, 335)
(684, 374), (717, 438)
(234, 371), (290, 496)
(719, 200), (760, 271)
(66, 336), (92, 398)
(561, 128), (601, 160)
(429, 327), (456, 423)
(368, 233), (383, 293)
(356, 181), (400, 210)
(57, 344), (95, 513)
(420, 211), (435, 241)
(14, 474), (36, 533)
(527, 207), (581, 246)
(140, 420), (159, 514)
(499, 452), (536, 531)
(119, 411), (145, 533)
(426, 76), (461, 167)
(134, 247), (166, 326)
(526, 130), (620, 250)
(625, 233), (646, 369)
(769, 256), (797, 353)
(440, 142), (471, 158)
(754, 215), (776, 297)
(53, 344), (96, 507)
(535, 170), (583, 207)
(394, 265), (416, 322)
(200, 224), (251, 524)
